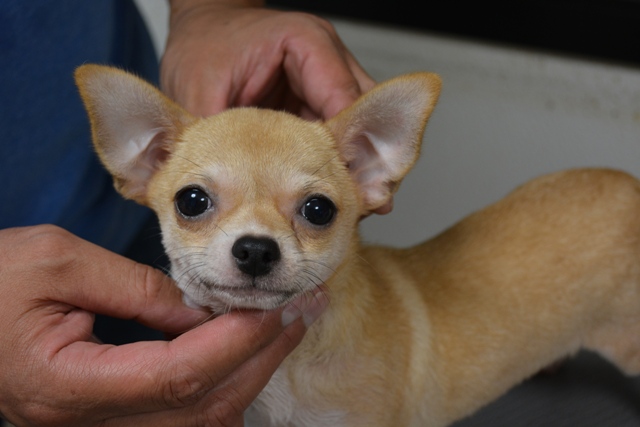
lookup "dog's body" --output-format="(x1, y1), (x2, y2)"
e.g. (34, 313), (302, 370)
(251, 168), (640, 427)
(76, 65), (640, 426)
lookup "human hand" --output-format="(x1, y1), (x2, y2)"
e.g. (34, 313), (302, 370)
(0, 225), (327, 426)
(161, 0), (375, 120)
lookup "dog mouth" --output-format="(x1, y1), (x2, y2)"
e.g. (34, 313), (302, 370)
(217, 284), (296, 300)
(200, 281), (299, 310)
(172, 257), (328, 311)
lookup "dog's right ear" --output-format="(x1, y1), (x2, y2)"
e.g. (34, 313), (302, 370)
(75, 64), (194, 205)
(326, 72), (441, 216)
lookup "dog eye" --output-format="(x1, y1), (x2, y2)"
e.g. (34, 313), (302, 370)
(301, 196), (336, 226)
(175, 187), (212, 217)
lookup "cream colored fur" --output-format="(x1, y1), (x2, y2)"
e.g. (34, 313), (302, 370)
(76, 64), (640, 426)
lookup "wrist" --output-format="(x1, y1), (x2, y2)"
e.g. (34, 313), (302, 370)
(168, 0), (265, 31)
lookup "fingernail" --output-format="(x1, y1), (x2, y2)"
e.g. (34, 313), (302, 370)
(281, 290), (329, 328)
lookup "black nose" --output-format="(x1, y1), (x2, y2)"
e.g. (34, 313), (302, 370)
(232, 236), (281, 277)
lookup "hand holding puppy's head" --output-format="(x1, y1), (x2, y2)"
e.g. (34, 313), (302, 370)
(75, 65), (440, 311)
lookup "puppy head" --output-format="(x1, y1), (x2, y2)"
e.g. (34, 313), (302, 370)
(75, 65), (440, 312)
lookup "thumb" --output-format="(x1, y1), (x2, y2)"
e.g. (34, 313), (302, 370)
(13, 225), (207, 334)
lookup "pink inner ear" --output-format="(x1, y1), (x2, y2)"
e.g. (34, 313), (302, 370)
(343, 133), (399, 213)
(121, 131), (172, 200)
(326, 73), (441, 214)
(141, 131), (171, 172)
(345, 135), (380, 173)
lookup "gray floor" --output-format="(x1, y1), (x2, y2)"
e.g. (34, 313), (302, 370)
(453, 351), (640, 426)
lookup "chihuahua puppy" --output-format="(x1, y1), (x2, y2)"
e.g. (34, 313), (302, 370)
(76, 64), (640, 427)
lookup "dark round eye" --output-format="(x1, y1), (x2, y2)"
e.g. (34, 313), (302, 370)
(301, 196), (336, 226)
(175, 187), (212, 218)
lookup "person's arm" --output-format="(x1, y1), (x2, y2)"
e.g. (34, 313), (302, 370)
(0, 225), (326, 426)
(162, 0), (375, 119)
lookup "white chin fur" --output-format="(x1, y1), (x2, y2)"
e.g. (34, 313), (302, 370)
(182, 293), (204, 309)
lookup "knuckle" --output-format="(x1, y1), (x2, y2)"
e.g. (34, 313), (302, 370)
(17, 225), (79, 270)
(26, 224), (74, 252)
(162, 364), (211, 408)
(198, 387), (246, 427)
(17, 402), (75, 427)
(279, 11), (338, 41)
(134, 262), (162, 299)
(288, 11), (334, 30)
(279, 325), (302, 349)
(131, 261), (175, 313)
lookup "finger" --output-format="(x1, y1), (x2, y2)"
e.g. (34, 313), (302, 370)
(85, 292), (326, 423)
(185, 75), (236, 117)
(47, 309), (284, 418)
(21, 225), (208, 334)
(344, 49), (376, 94)
(154, 289), (327, 404)
(320, 58), (375, 119)
(190, 291), (329, 424)
(173, 74), (232, 118)
(281, 23), (375, 119)
(191, 324), (309, 427)
(99, 310), (310, 427)
(160, 54), (234, 118)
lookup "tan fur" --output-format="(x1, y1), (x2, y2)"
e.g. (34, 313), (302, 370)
(76, 65), (640, 426)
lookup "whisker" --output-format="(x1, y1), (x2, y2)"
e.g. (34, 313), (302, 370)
(300, 259), (338, 275)
(168, 153), (205, 170)
(311, 153), (341, 177)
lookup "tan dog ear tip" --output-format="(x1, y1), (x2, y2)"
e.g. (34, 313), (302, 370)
(74, 64), (92, 85)
(74, 64), (131, 85)
(415, 72), (443, 92)
(74, 63), (104, 78)
(404, 72), (443, 94)
(399, 71), (441, 82)
(74, 64), (112, 88)
(374, 72), (442, 101)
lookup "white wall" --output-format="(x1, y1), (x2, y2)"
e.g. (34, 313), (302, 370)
(134, 0), (640, 248)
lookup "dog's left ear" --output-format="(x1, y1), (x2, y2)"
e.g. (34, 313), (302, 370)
(326, 72), (441, 215)
(75, 64), (194, 205)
